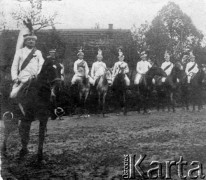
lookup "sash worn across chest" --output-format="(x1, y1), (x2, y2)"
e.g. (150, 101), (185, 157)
(20, 48), (37, 71)
(77, 61), (85, 68)
(163, 63), (172, 71)
(188, 63), (196, 72)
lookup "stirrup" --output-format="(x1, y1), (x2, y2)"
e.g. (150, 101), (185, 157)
(2, 111), (14, 121)
(54, 107), (65, 118)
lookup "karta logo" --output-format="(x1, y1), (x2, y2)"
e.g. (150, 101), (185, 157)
(123, 154), (205, 179)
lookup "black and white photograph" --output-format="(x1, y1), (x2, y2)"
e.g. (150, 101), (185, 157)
(0, 0), (206, 179)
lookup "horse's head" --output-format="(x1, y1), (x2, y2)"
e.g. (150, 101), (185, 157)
(175, 61), (184, 71)
(105, 68), (113, 86)
(147, 67), (167, 78)
(39, 59), (63, 97)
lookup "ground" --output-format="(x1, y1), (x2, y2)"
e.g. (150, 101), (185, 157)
(1, 107), (206, 180)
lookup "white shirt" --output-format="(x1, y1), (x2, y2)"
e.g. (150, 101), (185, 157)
(91, 61), (106, 78)
(136, 60), (151, 74)
(113, 61), (129, 77)
(73, 59), (89, 76)
(161, 61), (174, 76)
(11, 47), (44, 81)
(185, 61), (199, 75)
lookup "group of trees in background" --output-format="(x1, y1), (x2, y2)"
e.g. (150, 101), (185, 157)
(131, 2), (206, 65)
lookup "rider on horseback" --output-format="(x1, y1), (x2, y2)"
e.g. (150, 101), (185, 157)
(161, 50), (174, 82)
(47, 49), (65, 81)
(10, 27), (44, 99)
(91, 49), (107, 86)
(185, 51), (199, 84)
(112, 48), (130, 86)
(71, 48), (92, 85)
(134, 51), (152, 86)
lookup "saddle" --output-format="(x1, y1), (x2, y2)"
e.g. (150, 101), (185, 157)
(17, 77), (37, 100)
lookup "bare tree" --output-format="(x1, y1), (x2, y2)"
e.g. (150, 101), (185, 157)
(11, 0), (61, 31)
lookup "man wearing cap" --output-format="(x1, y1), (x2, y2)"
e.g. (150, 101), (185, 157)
(134, 51), (152, 85)
(10, 33), (44, 98)
(112, 49), (130, 86)
(185, 52), (199, 83)
(47, 49), (65, 81)
(161, 51), (174, 82)
(90, 49), (107, 86)
(71, 49), (91, 85)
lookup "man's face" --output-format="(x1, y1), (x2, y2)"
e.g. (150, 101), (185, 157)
(119, 56), (124, 61)
(78, 55), (84, 60)
(25, 38), (36, 48)
(190, 56), (195, 62)
(141, 56), (147, 61)
(97, 57), (103, 61)
(164, 54), (170, 61)
(49, 52), (56, 58)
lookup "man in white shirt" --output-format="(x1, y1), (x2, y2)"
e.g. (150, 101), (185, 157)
(161, 51), (174, 82)
(112, 49), (130, 86)
(185, 52), (199, 83)
(71, 49), (91, 85)
(134, 51), (152, 85)
(91, 49), (107, 86)
(10, 33), (45, 98)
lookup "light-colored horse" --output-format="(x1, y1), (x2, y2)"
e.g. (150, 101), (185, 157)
(76, 67), (91, 117)
(95, 68), (113, 116)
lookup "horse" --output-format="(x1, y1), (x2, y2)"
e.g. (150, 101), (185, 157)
(71, 68), (90, 117)
(181, 65), (206, 111)
(95, 68), (112, 116)
(136, 66), (167, 113)
(2, 59), (62, 162)
(155, 62), (183, 112)
(112, 66), (128, 115)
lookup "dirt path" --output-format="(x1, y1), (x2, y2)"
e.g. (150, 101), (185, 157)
(1, 108), (206, 179)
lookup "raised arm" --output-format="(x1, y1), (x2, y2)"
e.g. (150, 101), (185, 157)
(11, 50), (20, 81)
(37, 51), (45, 74)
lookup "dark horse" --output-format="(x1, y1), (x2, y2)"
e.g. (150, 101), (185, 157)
(137, 66), (167, 113)
(180, 64), (206, 111)
(155, 63), (183, 112)
(112, 66), (128, 115)
(2, 59), (62, 162)
(95, 68), (112, 116)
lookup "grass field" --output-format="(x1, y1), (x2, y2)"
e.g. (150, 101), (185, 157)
(1, 107), (206, 180)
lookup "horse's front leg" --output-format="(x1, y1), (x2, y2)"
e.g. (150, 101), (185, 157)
(98, 92), (101, 115)
(170, 91), (175, 112)
(102, 92), (107, 117)
(19, 119), (32, 158)
(84, 90), (90, 116)
(123, 91), (127, 115)
(37, 118), (48, 162)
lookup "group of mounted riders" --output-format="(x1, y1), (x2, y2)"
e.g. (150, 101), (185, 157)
(5, 23), (206, 119)
(2, 20), (206, 162)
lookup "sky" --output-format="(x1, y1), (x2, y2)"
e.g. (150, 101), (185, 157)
(0, 0), (206, 35)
